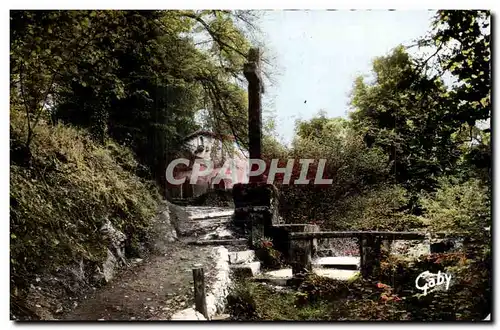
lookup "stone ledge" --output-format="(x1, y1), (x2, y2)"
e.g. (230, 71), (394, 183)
(205, 246), (231, 320)
(230, 261), (261, 278)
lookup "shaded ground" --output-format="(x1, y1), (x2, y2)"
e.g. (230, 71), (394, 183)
(62, 240), (214, 320)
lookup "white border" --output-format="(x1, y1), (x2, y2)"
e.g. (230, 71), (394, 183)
(2, 1), (498, 329)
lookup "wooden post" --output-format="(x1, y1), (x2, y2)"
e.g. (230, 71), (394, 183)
(244, 48), (263, 183)
(192, 267), (208, 319)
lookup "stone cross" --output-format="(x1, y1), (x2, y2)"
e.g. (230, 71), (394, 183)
(244, 48), (263, 183)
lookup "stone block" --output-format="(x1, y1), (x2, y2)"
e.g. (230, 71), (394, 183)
(230, 261), (261, 278)
(229, 250), (255, 265)
(232, 183), (277, 208)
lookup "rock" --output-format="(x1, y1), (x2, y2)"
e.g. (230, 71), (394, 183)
(204, 246), (231, 319)
(101, 219), (127, 256)
(211, 313), (230, 320)
(229, 250), (255, 264)
(393, 240), (430, 258)
(103, 248), (118, 283)
(171, 308), (206, 321)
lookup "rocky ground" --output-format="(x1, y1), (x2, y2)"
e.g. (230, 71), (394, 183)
(58, 202), (238, 321)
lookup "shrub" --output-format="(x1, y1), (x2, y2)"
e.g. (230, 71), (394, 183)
(418, 177), (491, 243)
(254, 237), (283, 269)
(333, 184), (424, 231)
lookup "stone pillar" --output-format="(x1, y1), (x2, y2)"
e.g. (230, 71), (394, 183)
(244, 48), (263, 183)
(289, 239), (312, 278)
(289, 224), (319, 278)
(232, 183), (278, 248)
(359, 235), (382, 279)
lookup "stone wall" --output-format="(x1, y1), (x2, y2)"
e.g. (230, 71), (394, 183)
(171, 246), (231, 321)
(232, 183), (281, 248)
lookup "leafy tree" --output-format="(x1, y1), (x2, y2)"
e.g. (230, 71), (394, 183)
(10, 10), (269, 192)
(276, 113), (390, 227)
(419, 10), (490, 125)
(350, 46), (463, 195)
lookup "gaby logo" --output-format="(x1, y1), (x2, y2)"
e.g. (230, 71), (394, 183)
(415, 270), (452, 296)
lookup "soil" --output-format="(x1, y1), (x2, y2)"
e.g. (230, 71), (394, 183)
(61, 239), (214, 320)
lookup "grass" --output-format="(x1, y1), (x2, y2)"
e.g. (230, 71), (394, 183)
(10, 109), (160, 315)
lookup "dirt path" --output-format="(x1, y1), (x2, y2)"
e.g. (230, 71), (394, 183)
(60, 204), (238, 321)
(61, 239), (214, 321)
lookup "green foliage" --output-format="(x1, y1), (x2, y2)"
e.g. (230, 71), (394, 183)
(417, 177), (491, 245)
(227, 281), (332, 321)
(377, 252), (490, 321)
(350, 46), (461, 194)
(228, 254), (490, 321)
(426, 10), (491, 124)
(333, 184), (424, 231)
(253, 237), (283, 269)
(276, 113), (390, 228)
(10, 109), (159, 291)
(348, 11), (491, 196)
(10, 10), (267, 190)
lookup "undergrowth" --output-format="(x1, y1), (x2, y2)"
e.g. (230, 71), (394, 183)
(10, 109), (160, 309)
(227, 251), (491, 321)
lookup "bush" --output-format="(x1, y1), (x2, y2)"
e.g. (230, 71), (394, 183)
(253, 237), (284, 270)
(227, 280), (332, 321)
(269, 117), (391, 228)
(333, 184), (425, 231)
(418, 177), (491, 240)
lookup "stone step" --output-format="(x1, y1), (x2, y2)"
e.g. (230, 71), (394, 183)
(211, 313), (231, 321)
(313, 257), (360, 270)
(229, 250), (255, 265)
(186, 238), (247, 246)
(262, 267), (359, 281)
(252, 276), (290, 286)
(230, 261), (261, 278)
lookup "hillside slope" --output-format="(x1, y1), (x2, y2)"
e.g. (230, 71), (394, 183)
(10, 110), (160, 320)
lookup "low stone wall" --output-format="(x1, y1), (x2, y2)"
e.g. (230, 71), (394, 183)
(205, 246), (231, 318)
(171, 246), (231, 321)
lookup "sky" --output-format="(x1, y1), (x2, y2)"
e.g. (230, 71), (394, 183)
(258, 10), (436, 145)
